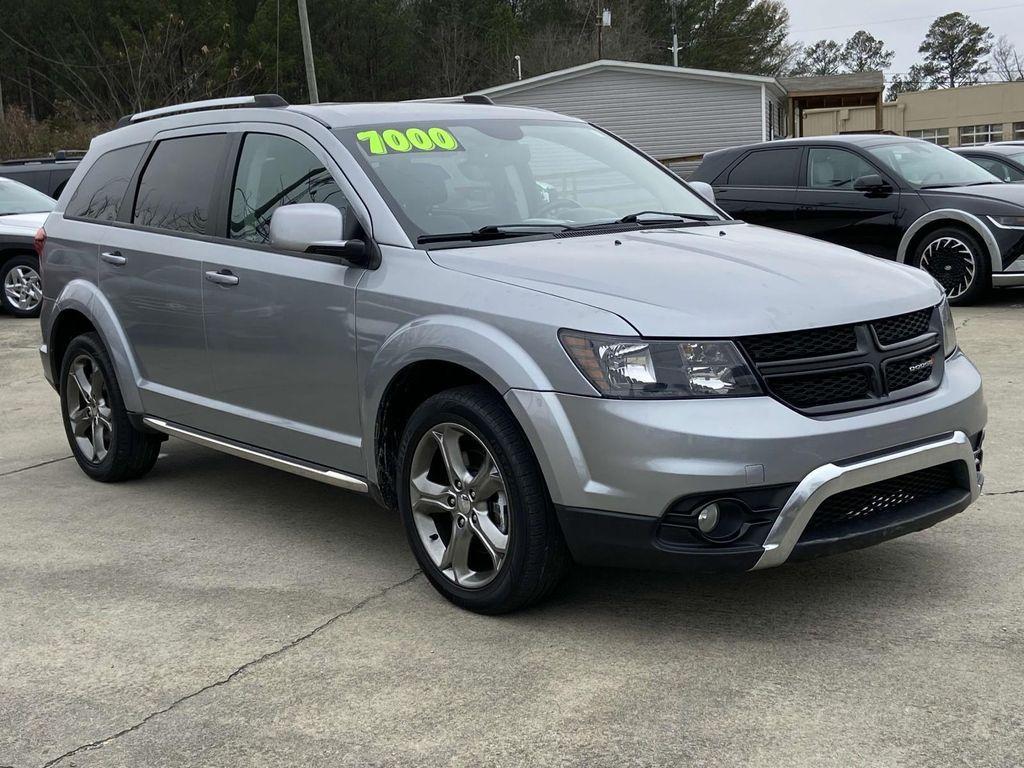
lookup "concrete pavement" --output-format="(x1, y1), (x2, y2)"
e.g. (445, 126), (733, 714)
(2, 294), (1022, 768)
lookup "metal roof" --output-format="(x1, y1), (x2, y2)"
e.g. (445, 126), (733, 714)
(777, 72), (885, 95)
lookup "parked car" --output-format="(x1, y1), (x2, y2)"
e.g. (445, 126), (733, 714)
(1, 178), (54, 317)
(690, 135), (1024, 304)
(952, 144), (1024, 183)
(38, 96), (985, 613)
(0, 150), (85, 198)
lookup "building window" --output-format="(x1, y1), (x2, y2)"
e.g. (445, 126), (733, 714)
(907, 128), (950, 146)
(958, 124), (1003, 146)
(1015, 122), (1024, 140)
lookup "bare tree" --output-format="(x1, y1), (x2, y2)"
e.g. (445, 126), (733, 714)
(992, 35), (1024, 81)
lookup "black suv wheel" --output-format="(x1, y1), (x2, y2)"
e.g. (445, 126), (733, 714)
(59, 333), (162, 482)
(396, 385), (570, 613)
(913, 226), (990, 305)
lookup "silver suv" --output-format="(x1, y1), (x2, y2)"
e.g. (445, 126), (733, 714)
(38, 95), (987, 613)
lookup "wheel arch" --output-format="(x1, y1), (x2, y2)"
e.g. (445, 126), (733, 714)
(364, 315), (556, 508)
(897, 210), (1000, 273)
(47, 280), (144, 413)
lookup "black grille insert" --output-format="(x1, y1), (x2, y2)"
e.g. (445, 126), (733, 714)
(884, 351), (937, 391)
(767, 368), (873, 408)
(737, 307), (941, 414)
(741, 325), (857, 363)
(802, 462), (962, 538)
(872, 309), (931, 346)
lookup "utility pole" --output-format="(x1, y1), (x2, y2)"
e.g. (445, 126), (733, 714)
(297, 0), (319, 104)
(670, 24), (680, 67)
(514, 55), (522, 81)
(596, 8), (611, 59)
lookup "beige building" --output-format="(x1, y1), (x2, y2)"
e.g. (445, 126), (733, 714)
(801, 80), (1024, 147)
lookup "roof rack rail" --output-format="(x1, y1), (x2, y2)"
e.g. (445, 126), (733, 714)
(463, 94), (494, 105)
(116, 94), (289, 128)
(0, 149), (87, 165)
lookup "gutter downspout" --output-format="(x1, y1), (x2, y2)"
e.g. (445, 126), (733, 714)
(760, 84), (768, 142)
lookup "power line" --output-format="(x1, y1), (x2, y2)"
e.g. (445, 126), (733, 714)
(787, 1), (1024, 38)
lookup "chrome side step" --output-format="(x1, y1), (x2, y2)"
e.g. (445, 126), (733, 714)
(142, 417), (368, 494)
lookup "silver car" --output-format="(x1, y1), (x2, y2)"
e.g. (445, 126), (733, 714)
(38, 95), (987, 613)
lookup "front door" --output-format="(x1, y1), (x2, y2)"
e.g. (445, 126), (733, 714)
(791, 146), (902, 258)
(200, 130), (365, 473)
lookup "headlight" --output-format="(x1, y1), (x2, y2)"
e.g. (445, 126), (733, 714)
(559, 331), (762, 398)
(938, 297), (957, 357)
(988, 215), (1024, 229)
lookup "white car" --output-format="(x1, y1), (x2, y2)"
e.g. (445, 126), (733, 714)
(0, 177), (54, 317)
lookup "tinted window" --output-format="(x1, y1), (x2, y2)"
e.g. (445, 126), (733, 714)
(806, 148), (878, 189)
(972, 156), (1024, 183)
(133, 134), (226, 234)
(66, 144), (145, 221)
(726, 149), (800, 187)
(230, 133), (349, 244)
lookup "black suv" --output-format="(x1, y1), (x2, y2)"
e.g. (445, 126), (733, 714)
(0, 150), (84, 198)
(691, 135), (1024, 304)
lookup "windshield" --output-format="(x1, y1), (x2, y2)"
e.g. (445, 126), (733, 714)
(336, 119), (721, 240)
(866, 140), (1000, 188)
(0, 178), (56, 215)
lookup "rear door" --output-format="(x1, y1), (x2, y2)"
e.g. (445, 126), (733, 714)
(198, 127), (366, 473)
(790, 146), (902, 257)
(98, 130), (229, 421)
(711, 147), (801, 230)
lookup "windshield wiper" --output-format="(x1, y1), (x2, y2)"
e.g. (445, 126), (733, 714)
(417, 223), (566, 245)
(616, 210), (719, 224)
(920, 181), (998, 189)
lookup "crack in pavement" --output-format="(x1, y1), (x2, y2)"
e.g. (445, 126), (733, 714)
(39, 571), (422, 768)
(984, 488), (1024, 496)
(0, 456), (72, 477)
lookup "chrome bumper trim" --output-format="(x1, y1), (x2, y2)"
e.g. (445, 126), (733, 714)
(752, 430), (979, 570)
(993, 273), (1024, 287)
(142, 417), (369, 493)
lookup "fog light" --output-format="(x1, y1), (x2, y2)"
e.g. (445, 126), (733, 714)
(697, 502), (720, 534)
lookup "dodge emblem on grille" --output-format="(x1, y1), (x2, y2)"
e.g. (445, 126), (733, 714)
(908, 358), (934, 374)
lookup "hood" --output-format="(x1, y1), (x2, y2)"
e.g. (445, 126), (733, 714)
(0, 211), (49, 232)
(923, 183), (1024, 208)
(429, 223), (941, 337)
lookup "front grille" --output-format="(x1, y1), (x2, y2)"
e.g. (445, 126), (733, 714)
(769, 368), (872, 408)
(803, 462), (962, 538)
(742, 325), (857, 363)
(884, 351), (937, 391)
(872, 309), (931, 346)
(738, 307), (941, 414)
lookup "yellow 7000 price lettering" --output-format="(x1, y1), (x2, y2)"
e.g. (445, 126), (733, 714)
(356, 127), (460, 155)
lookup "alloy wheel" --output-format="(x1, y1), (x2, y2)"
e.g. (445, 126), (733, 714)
(65, 354), (113, 463)
(409, 422), (510, 589)
(920, 236), (975, 300)
(4, 264), (42, 312)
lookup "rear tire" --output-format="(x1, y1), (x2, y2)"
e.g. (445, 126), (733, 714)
(59, 332), (162, 482)
(912, 226), (990, 306)
(396, 385), (570, 614)
(1, 254), (43, 318)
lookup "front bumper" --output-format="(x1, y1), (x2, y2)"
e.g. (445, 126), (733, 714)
(506, 352), (986, 571)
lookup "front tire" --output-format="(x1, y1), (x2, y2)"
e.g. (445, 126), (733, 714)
(396, 385), (570, 614)
(912, 226), (990, 305)
(1, 254), (43, 318)
(59, 333), (162, 482)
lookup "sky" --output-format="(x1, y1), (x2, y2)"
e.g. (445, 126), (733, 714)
(781, 0), (1024, 81)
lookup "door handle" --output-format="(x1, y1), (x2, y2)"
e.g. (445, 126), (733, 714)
(205, 269), (239, 286)
(100, 251), (126, 266)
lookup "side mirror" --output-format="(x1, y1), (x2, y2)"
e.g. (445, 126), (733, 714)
(853, 174), (891, 193)
(269, 203), (378, 268)
(689, 181), (716, 205)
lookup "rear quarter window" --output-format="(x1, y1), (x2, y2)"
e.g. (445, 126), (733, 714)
(66, 144), (146, 221)
(725, 148), (801, 187)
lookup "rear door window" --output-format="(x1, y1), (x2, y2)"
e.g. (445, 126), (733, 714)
(65, 144), (146, 221)
(132, 134), (227, 235)
(229, 133), (350, 244)
(726, 148), (801, 187)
